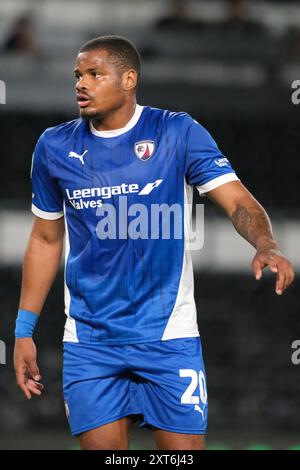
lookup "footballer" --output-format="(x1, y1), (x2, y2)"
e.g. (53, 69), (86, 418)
(14, 36), (294, 450)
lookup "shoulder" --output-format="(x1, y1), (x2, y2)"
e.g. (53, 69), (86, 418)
(143, 105), (199, 133)
(39, 118), (84, 146)
(144, 105), (190, 123)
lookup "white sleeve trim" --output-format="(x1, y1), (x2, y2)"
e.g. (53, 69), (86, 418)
(196, 173), (240, 195)
(32, 204), (64, 220)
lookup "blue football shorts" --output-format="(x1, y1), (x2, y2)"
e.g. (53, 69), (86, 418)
(63, 337), (208, 436)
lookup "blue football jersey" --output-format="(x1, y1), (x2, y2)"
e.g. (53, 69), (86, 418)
(31, 105), (239, 345)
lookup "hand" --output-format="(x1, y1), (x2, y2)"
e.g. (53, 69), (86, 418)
(14, 338), (44, 399)
(252, 247), (295, 295)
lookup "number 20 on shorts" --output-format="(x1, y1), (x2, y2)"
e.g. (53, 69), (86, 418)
(179, 369), (207, 406)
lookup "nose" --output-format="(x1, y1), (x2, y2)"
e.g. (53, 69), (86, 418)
(75, 75), (89, 92)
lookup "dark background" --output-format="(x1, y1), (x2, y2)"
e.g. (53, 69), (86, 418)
(0, 0), (299, 450)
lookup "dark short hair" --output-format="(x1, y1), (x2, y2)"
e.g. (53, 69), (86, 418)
(79, 35), (141, 85)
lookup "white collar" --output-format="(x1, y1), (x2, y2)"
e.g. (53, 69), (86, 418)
(89, 104), (144, 138)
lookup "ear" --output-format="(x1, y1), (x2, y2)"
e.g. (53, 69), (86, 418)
(122, 69), (137, 92)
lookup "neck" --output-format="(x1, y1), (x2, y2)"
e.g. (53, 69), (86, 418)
(91, 99), (137, 131)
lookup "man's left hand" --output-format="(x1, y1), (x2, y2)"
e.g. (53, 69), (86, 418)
(252, 248), (295, 295)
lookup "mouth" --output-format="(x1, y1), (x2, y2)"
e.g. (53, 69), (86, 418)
(76, 94), (91, 108)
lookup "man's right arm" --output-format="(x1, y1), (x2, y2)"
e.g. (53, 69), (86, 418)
(14, 216), (65, 399)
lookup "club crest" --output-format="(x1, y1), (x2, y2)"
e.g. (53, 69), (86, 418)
(134, 140), (155, 161)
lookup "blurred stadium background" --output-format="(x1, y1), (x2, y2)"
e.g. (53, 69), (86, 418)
(0, 0), (300, 450)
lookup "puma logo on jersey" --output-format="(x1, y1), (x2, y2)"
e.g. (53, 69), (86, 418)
(68, 150), (88, 165)
(194, 404), (204, 418)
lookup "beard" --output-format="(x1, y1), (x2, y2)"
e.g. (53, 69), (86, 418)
(79, 107), (106, 122)
(80, 99), (125, 126)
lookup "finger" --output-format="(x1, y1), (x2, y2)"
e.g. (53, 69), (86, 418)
(32, 380), (44, 391)
(268, 259), (278, 274)
(27, 384), (42, 395)
(27, 380), (43, 396)
(275, 269), (286, 295)
(283, 267), (295, 291)
(27, 379), (43, 390)
(15, 369), (32, 400)
(27, 361), (41, 381)
(28, 378), (44, 389)
(252, 258), (263, 280)
(286, 267), (295, 287)
(19, 383), (32, 400)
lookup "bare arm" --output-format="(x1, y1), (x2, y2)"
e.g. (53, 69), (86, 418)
(207, 181), (295, 294)
(14, 216), (65, 399)
(19, 216), (65, 312)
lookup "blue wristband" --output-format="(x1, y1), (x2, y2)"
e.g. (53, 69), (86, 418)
(15, 309), (39, 338)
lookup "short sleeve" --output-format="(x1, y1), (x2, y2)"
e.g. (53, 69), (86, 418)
(30, 133), (64, 220)
(184, 116), (239, 195)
